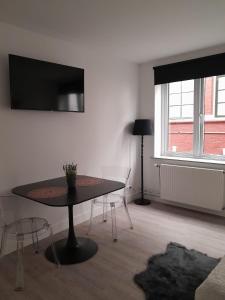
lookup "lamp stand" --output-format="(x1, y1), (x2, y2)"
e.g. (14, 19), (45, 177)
(134, 135), (151, 205)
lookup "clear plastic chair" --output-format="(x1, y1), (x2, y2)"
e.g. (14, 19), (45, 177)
(0, 214), (59, 291)
(88, 166), (133, 241)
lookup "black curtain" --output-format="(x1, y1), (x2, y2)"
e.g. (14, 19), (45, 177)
(153, 52), (225, 85)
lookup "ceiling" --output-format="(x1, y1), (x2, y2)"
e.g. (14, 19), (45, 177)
(0, 0), (225, 63)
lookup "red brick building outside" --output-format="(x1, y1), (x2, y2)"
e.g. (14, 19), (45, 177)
(168, 77), (225, 155)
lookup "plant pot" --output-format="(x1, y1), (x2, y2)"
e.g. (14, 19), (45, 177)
(66, 173), (76, 191)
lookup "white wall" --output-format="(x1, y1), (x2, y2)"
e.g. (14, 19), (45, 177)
(0, 22), (139, 253)
(139, 44), (225, 213)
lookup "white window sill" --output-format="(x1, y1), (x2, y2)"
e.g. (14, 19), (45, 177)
(152, 155), (225, 166)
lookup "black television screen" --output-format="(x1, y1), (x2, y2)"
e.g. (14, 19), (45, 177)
(9, 54), (84, 112)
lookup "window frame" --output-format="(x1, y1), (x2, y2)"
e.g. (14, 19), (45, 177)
(160, 78), (225, 162)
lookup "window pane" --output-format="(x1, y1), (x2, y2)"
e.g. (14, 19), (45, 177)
(169, 81), (181, 93)
(182, 105), (193, 118)
(182, 92), (194, 104)
(217, 103), (225, 115)
(169, 93), (181, 105)
(204, 77), (213, 115)
(203, 76), (225, 156)
(169, 106), (181, 118)
(217, 90), (225, 103)
(168, 121), (193, 153)
(182, 80), (194, 92)
(218, 76), (225, 90)
(167, 80), (193, 154)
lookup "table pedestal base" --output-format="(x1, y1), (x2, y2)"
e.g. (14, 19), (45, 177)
(45, 237), (98, 265)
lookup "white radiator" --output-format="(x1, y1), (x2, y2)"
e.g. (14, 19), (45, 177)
(160, 164), (225, 211)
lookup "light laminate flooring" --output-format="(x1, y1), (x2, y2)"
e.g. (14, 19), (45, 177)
(1, 202), (225, 300)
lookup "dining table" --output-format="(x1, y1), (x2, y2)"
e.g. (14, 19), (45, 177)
(12, 175), (125, 265)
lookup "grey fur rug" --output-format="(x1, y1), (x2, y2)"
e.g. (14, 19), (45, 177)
(134, 243), (220, 300)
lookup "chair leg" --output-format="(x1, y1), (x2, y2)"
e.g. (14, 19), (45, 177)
(110, 202), (117, 242)
(34, 231), (40, 253)
(0, 225), (7, 257)
(31, 219), (40, 254)
(103, 195), (108, 222)
(47, 224), (60, 267)
(15, 234), (24, 291)
(87, 199), (95, 235)
(123, 197), (133, 229)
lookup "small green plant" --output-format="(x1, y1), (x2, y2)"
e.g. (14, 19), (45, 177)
(63, 163), (77, 190)
(63, 163), (77, 176)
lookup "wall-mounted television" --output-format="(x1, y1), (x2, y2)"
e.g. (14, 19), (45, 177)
(9, 54), (84, 112)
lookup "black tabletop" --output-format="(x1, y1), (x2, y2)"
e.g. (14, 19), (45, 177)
(12, 175), (125, 207)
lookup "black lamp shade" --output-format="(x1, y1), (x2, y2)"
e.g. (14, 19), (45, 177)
(133, 119), (151, 136)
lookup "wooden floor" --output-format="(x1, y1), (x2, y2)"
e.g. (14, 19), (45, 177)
(1, 201), (225, 300)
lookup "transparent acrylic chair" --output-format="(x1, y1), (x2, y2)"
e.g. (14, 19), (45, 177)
(0, 212), (59, 291)
(88, 166), (133, 241)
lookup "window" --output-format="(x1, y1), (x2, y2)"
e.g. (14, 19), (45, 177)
(154, 52), (225, 162)
(155, 76), (225, 160)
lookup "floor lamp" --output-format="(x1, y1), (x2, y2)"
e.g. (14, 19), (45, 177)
(133, 119), (152, 205)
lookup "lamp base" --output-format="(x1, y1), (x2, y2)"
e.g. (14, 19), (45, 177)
(134, 198), (151, 205)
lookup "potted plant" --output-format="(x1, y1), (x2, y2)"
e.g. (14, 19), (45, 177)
(63, 163), (77, 191)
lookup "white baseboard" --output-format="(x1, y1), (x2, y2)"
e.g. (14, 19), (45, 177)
(145, 192), (225, 218)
